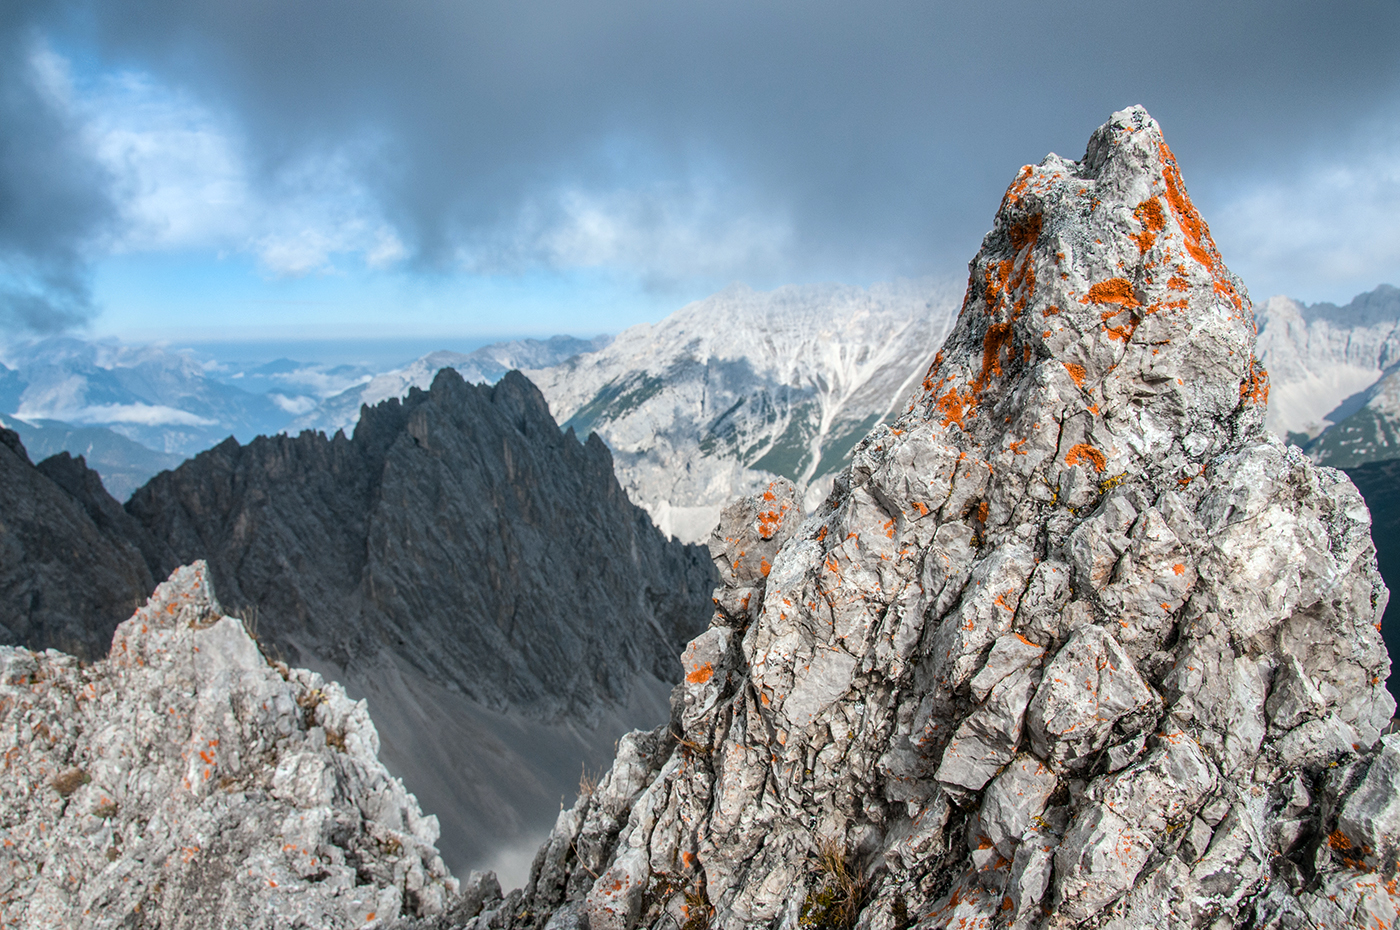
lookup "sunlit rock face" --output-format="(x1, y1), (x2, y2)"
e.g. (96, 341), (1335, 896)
(0, 563), (457, 929)
(478, 108), (1398, 930)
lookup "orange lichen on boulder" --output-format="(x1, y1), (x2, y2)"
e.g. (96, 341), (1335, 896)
(1087, 278), (1140, 308)
(1065, 443), (1107, 472)
(686, 662), (714, 684)
(976, 322), (1015, 390)
(1130, 198), (1166, 254)
(936, 386), (973, 429)
(1063, 362), (1087, 388)
(1240, 355), (1270, 406)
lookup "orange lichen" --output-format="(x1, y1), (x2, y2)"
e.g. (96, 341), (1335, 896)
(1240, 355), (1270, 406)
(1063, 362), (1087, 388)
(1008, 214), (1043, 255)
(977, 322), (1014, 389)
(686, 662), (714, 684)
(1087, 278), (1140, 307)
(1172, 564), (1186, 576)
(1160, 141), (1217, 268)
(976, 500), (989, 523)
(760, 558), (772, 577)
(756, 507), (787, 539)
(1065, 443), (1107, 472)
(1329, 830), (1354, 851)
(1004, 165), (1035, 205)
(935, 386), (972, 429)
(1130, 198), (1166, 254)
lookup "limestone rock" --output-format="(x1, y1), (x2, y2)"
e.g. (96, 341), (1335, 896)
(0, 562), (457, 928)
(476, 108), (1398, 930)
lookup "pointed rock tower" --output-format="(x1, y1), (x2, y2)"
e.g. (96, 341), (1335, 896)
(492, 108), (1399, 930)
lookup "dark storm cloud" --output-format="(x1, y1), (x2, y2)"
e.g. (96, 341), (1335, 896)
(0, 4), (114, 333)
(12, 0), (1400, 298)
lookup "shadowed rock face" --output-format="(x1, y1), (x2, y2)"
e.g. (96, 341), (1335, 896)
(482, 108), (1399, 930)
(128, 368), (714, 725)
(0, 429), (157, 659)
(120, 368), (715, 875)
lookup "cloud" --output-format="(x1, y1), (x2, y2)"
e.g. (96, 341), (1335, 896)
(0, 18), (114, 333)
(1208, 109), (1400, 301)
(20, 401), (217, 427)
(4, 0), (1400, 317)
(71, 64), (409, 276)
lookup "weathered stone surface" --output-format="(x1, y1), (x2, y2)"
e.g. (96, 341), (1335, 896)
(0, 563), (457, 928)
(457, 108), (1398, 930)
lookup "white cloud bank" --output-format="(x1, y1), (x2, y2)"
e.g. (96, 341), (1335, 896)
(1207, 114), (1400, 303)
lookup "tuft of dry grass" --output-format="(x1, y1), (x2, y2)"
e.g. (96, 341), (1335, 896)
(799, 837), (869, 930)
(50, 767), (90, 798)
(578, 762), (600, 798)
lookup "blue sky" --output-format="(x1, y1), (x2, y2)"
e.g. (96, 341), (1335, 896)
(2, 1), (1399, 353)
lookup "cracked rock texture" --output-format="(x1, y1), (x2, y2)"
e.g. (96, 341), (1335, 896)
(0, 562), (456, 928)
(473, 108), (1399, 930)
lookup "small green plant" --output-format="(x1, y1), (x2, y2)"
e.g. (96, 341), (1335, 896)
(799, 838), (869, 930)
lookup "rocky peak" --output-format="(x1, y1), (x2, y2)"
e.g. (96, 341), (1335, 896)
(495, 107), (1398, 930)
(0, 562), (456, 928)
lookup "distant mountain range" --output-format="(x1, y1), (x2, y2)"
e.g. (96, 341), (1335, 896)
(0, 335), (605, 500)
(7, 282), (1400, 536)
(1256, 284), (1400, 456)
(289, 335), (611, 438)
(525, 280), (964, 540)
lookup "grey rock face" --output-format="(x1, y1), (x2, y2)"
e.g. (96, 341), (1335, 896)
(483, 108), (1399, 930)
(0, 563), (457, 928)
(125, 368), (714, 873)
(0, 428), (157, 659)
(129, 368), (711, 724)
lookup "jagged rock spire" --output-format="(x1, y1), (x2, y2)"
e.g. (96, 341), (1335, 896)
(493, 108), (1398, 930)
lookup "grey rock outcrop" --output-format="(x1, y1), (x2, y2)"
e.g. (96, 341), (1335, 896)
(125, 368), (715, 874)
(485, 108), (1399, 930)
(0, 562), (457, 928)
(0, 427), (158, 659)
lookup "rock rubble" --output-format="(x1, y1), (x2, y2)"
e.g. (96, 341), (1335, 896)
(481, 108), (1399, 930)
(0, 562), (456, 928)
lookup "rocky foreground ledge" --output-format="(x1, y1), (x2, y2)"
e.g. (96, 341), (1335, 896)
(0, 562), (458, 928)
(475, 108), (1400, 930)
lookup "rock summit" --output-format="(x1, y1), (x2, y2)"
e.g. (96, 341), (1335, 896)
(494, 107), (1399, 930)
